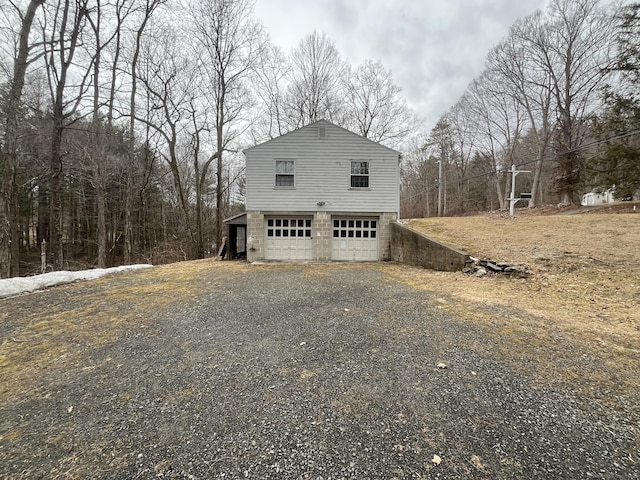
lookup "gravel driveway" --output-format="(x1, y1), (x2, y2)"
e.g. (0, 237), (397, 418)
(1, 263), (637, 479)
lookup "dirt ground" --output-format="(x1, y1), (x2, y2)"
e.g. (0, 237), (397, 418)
(1, 249), (639, 478)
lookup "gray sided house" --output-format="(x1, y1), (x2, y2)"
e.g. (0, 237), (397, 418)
(244, 120), (400, 262)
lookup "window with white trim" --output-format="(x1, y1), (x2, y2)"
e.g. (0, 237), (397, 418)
(267, 218), (312, 238)
(332, 219), (377, 238)
(275, 160), (295, 187)
(350, 161), (369, 188)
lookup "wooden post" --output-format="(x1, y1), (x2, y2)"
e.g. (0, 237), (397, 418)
(216, 236), (227, 260)
(40, 238), (46, 273)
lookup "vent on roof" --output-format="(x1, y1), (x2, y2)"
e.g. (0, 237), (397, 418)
(318, 126), (327, 139)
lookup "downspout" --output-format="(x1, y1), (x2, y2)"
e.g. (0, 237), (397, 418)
(397, 153), (402, 220)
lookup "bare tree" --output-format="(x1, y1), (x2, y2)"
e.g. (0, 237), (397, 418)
(286, 30), (345, 127)
(123, 0), (165, 264)
(252, 43), (290, 140)
(190, 0), (266, 252)
(466, 71), (525, 211)
(425, 119), (455, 217)
(342, 59), (415, 147)
(487, 11), (555, 208)
(42, 0), (98, 269)
(0, 0), (45, 277)
(447, 98), (477, 214)
(135, 29), (198, 255)
(541, 0), (617, 204)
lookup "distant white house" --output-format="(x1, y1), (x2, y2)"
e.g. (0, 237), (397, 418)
(581, 187), (615, 206)
(241, 119), (401, 262)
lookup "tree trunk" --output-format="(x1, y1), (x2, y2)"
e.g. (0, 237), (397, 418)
(216, 125), (224, 251)
(50, 119), (65, 270)
(96, 166), (107, 267)
(494, 170), (506, 211)
(529, 154), (544, 208)
(0, 0), (45, 278)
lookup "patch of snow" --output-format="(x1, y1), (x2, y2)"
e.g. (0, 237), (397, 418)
(0, 264), (153, 299)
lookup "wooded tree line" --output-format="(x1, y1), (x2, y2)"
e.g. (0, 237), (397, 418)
(0, 0), (417, 277)
(0, 0), (637, 278)
(401, 0), (640, 218)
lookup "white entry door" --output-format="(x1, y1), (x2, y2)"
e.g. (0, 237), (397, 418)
(265, 217), (313, 260)
(331, 217), (378, 261)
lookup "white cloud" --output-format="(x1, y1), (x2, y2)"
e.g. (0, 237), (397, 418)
(254, 0), (548, 131)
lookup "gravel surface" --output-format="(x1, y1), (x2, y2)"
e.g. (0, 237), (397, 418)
(1, 263), (638, 479)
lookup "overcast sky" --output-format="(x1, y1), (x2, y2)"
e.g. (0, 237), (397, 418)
(254, 0), (549, 132)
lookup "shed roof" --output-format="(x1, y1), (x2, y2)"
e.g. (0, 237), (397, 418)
(223, 212), (247, 225)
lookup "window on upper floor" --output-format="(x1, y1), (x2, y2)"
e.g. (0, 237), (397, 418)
(275, 160), (295, 187)
(350, 161), (369, 188)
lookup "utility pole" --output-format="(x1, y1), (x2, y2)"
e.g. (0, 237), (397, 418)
(437, 159), (443, 217)
(508, 164), (531, 218)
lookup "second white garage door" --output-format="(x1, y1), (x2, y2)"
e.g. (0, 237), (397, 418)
(265, 217), (313, 260)
(331, 218), (378, 261)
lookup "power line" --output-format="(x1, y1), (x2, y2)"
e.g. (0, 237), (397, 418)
(400, 128), (640, 203)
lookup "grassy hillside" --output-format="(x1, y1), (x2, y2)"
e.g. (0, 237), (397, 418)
(402, 210), (639, 351)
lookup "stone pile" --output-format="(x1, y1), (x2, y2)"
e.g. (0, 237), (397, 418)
(463, 256), (530, 278)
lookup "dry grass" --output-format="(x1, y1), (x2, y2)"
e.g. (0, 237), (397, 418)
(387, 209), (640, 399)
(403, 211), (639, 344)
(372, 208), (640, 403)
(2, 214), (638, 408)
(0, 260), (249, 404)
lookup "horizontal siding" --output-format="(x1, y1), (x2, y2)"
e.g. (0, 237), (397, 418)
(246, 121), (400, 213)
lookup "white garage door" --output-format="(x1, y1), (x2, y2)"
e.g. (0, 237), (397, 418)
(331, 218), (378, 261)
(265, 217), (313, 260)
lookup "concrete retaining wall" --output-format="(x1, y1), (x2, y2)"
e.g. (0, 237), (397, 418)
(390, 222), (469, 271)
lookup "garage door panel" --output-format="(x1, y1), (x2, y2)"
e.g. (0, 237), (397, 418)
(331, 217), (378, 261)
(265, 217), (313, 260)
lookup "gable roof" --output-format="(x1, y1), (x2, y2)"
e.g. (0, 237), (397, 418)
(244, 119), (401, 156)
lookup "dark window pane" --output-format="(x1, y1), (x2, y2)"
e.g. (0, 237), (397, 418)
(268, 219), (274, 227)
(356, 230), (361, 238)
(351, 175), (369, 188)
(340, 230), (347, 237)
(276, 174), (294, 186)
(333, 230), (339, 238)
(276, 219), (281, 227)
(290, 230), (296, 237)
(341, 220), (347, 228)
(348, 220), (354, 228)
(298, 229), (303, 237)
(306, 219), (312, 227)
(282, 219), (288, 227)
(363, 221), (369, 228)
(371, 230), (377, 238)
(283, 230), (288, 237)
(356, 220), (361, 228)
(275, 230), (281, 237)
(371, 220), (377, 228)
(333, 220), (339, 228)
(363, 231), (369, 238)
(267, 229), (273, 237)
(348, 230), (354, 238)
(305, 229), (311, 237)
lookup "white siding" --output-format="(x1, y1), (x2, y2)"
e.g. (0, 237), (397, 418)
(245, 120), (400, 213)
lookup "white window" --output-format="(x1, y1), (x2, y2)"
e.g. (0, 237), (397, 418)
(267, 218), (312, 238)
(350, 161), (369, 188)
(275, 160), (295, 187)
(332, 219), (377, 239)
